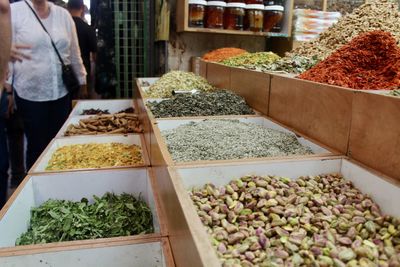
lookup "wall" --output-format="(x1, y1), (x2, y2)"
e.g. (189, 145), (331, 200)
(167, 0), (267, 71)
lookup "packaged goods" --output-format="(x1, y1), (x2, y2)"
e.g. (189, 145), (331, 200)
(147, 90), (255, 118)
(289, 0), (400, 61)
(298, 31), (400, 90)
(206, 1), (227, 29)
(64, 113), (143, 136)
(189, 0), (207, 27)
(16, 193), (153, 245)
(224, 3), (246, 30)
(221, 52), (280, 69)
(202, 47), (248, 62)
(46, 143), (143, 170)
(163, 119), (313, 162)
(145, 71), (214, 98)
(190, 173), (400, 266)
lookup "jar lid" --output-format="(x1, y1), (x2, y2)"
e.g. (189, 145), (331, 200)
(226, 2), (246, 8)
(246, 4), (264, 10)
(265, 5), (284, 11)
(207, 1), (227, 7)
(189, 0), (207, 5)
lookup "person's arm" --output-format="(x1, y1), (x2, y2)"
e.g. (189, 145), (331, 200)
(0, 0), (11, 93)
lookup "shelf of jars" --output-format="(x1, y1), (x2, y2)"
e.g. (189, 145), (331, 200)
(177, 0), (294, 37)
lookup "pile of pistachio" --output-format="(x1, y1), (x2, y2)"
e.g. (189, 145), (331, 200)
(190, 174), (400, 266)
(145, 71), (214, 98)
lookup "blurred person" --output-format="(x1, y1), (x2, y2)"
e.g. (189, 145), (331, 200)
(68, 0), (97, 98)
(7, 0), (87, 170)
(0, 0), (11, 208)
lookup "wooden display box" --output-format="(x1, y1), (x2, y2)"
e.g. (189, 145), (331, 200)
(152, 116), (339, 166)
(269, 74), (355, 154)
(165, 157), (400, 267)
(0, 238), (175, 266)
(70, 99), (135, 117)
(0, 168), (166, 255)
(349, 91), (400, 181)
(29, 134), (149, 174)
(206, 62), (231, 89)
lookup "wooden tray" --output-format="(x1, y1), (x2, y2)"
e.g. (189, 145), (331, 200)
(70, 99), (135, 117)
(165, 157), (400, 267)
(0, 168), (167, 255)
(29, 134), (150, 174)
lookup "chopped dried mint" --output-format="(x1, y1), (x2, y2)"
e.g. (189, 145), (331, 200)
(163, 120), (313, 162)
(80, 108), (110, 115)
(221, 52), (280, 69)
(46, 143), (143, 170)
(145, 71), (214, 98)
(16, 193), (154, 245)
(190, 173), (400, 266)
(147, 90), (255, 118)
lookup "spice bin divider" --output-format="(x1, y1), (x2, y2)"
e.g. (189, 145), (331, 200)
(69, 99), (136, 117)
(164, 157), (400, 267)
(199, 58), (207, 78)
(206, 62), (231, 89)
(151, 115), (340, 167)
(28, 134), (150, 174)
(0, 237), (175, 266)
(269, 74), (355, 154)
(0, 168), (165, 255)
(349, 91), (400, 182)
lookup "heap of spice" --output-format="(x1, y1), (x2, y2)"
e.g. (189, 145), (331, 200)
(288, 0), (400, 61)
(298, 31), (400, 90)
(163, 119), (313, 162)
(81, 108), (110, 115)
(261, 55), (319, 74)
(147, 90), (255, 118)
(46, 143), (143, 170)
(327, 0), (364, 14)
(64, 113), (143, 136)
(221, 52), (280, 69)
(145, 71), (214, 98)
(190, 173), (400, 266)
(16, 193), (153, 245)
(202, 48), (248, 62)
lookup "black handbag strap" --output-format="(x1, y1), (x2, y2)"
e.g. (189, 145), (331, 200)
(24, 0), (66, 67)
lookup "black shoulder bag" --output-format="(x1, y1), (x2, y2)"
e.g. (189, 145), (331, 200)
(24, 0), (80, 94)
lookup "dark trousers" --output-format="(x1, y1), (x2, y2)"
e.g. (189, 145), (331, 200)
(15, 93), (70, 170)
(0, 92), (9, 208)
(6, 110), (25, 187)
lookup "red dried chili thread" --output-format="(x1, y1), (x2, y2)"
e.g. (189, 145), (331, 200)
(202, 48), (248, 62)
(298, 31), (400, 90)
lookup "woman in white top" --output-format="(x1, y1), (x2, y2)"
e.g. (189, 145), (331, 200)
(8, 0), (87, 170)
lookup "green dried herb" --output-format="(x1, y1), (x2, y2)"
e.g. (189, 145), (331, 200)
(145, 71), (214, 98)
(147, 90), (255, 118)
(261, 55), (320, 74)
(388, 89), (400, 97)
(163, 119), (313, 162)
(221, 52), (280, 69)
(16, 193), (154, 245)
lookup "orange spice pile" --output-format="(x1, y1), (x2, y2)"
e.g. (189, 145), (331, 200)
(202, 48), (247, 62)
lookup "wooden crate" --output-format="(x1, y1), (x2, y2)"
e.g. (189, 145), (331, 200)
(206, 62), (231, 89)
(0, 237), (175, 266)
(70, 99), (135, 117)
(166, 157), (400, 266)
(29, 134), (150, 174)
(0, 168), (167, 255)
(269, 74), (354, 154)
(349, 91), (400, 181)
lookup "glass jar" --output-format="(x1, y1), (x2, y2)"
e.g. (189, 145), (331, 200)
(245, 0), (262, 4)
(224, 2), (246, 30)
(263, 5), (284, 32)
(244, 4), (264, 32)
(205, 1), (227, 29)
(189, 0), (207, 27)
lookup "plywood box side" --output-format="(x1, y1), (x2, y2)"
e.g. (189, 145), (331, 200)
(349, 92), (400, 181)
(269, 74), (354, 154)
(206, 62), (231, 89)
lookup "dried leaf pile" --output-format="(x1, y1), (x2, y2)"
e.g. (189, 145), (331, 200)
(203, 48), (248, 62)
(16, 193), (154, 245)
(65, 113), (143, 136)
(260, 56), (319, 74)
(145, 71), (214, 98)
(81, 108), (110, 115)
(191, 174), (400, 266)
(163, 120), (313, 162)
(221, 52), (280, 70)
(298, 31), (400, 90)
(147, 90), (255, 118)
(288, 0), (400, 61)
(46, 143), (143, 170)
